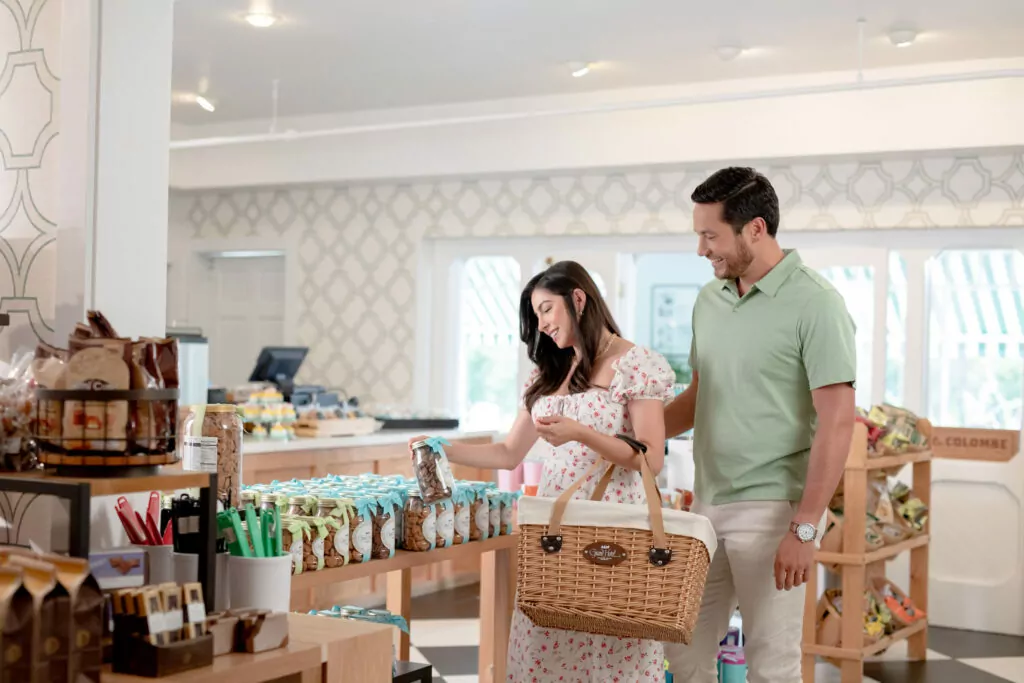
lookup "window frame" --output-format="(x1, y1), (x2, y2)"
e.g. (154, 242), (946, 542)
(415, 229), (1024, 432)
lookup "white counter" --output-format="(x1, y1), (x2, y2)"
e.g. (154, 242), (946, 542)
(243, 429), (497, 455)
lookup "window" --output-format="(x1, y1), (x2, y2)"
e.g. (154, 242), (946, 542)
(456, 257), (522, 431)
(927, 250), (1024, 429)
(886, 252), (907, 406)
(817, 266), (874, 408)
(632, 253), (713, 387)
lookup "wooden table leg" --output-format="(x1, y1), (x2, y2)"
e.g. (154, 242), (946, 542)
(387, 567), (412, 661)
(479, 545), (515, 683)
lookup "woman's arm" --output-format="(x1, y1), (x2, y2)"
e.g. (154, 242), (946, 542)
(664, 371), (698, 438)
(408, 408), (538, 472)
(536, 398), (666, 474)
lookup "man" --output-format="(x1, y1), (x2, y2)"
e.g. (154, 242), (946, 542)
(664, 167), (856, 683)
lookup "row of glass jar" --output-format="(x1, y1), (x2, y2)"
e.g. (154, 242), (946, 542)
(239, 475), (521, 575)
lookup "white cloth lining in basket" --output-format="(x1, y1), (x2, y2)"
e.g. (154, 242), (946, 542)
(518, 496), (718, 557)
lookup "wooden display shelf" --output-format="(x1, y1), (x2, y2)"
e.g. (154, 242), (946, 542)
(292, 533), (518, 683)
(802, 418), (932, 683)
(0, 468), (211, 497)
(102, 612), (394, 682)
(291, 533), (517, 590)
(815, 534), (930, 567)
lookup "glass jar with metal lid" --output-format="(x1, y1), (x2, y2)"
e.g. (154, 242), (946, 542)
(402, 489), (436, 552)
(316, 496), (353, 568)
(181, 404), (244, 509)
(286, 494), (317, 516)
(410, 438), (455, 504)
(239, 489), (260, 509)
(260, 492), (289, 514)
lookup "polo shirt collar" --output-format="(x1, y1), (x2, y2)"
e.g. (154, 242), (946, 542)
(720, 249), (802, 298)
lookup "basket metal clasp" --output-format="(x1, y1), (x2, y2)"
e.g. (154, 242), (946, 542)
(648, 547), (672, 566)
(540, 535), (562, 553)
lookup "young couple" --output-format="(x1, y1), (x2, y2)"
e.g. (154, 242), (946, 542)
(417, 167), (857, 683)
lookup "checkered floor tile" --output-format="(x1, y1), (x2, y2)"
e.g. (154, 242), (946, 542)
(397, 585), (1024, 682)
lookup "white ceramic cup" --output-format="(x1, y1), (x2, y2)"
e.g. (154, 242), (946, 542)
(135, 544), (174, 585)
(227, 554), (293, 613)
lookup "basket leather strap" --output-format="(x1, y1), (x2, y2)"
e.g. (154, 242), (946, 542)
(545, 452), (669, 550)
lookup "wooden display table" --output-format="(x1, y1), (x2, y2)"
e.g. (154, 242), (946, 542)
(102, 612), (394, 683)
(292, 534), (518, 683)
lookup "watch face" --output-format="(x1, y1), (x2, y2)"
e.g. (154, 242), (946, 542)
(796, 523), (816, 542)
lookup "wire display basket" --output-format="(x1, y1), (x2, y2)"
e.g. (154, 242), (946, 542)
(32, 387), (179, 476)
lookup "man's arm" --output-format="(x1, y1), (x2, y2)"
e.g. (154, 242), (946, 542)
(664, 371), (698, 439)
(793, 288), (858, 526)
(792, 383), (855, 525)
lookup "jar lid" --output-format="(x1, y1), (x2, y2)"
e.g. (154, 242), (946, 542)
(204, 404), (240, 413)
(409, 439), (431, 450)
(288, 494), (315, 504)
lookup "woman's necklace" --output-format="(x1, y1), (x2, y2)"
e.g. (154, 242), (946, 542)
(596, 333), (617, 360)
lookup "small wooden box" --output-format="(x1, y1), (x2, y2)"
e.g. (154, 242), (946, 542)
(111, 633), (214, 678)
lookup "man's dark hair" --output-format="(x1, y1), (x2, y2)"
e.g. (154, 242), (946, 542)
(691, 167), (780, 237)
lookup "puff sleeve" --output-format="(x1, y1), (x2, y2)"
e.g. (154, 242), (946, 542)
(608, 346), (676, 405)
(520, 366), (541, 409)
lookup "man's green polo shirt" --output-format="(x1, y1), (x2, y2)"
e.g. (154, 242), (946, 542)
(690, 249), (856, 505)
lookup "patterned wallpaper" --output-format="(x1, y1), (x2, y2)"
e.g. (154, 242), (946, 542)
(172, 151), (1024, 405)
(0, 0), (60, 359)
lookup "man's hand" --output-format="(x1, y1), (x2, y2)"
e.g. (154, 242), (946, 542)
(774, 532), (815, 591)
(534, 416), (584, 447)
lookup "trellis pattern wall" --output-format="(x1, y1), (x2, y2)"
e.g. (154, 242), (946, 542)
(172, 151), (1024, 405)
(0, 0), (60, 359)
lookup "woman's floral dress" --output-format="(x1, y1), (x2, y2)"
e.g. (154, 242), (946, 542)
(507, 345), (677, 683)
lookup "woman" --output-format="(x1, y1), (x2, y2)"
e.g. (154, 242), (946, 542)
(413, 261), (676, 682)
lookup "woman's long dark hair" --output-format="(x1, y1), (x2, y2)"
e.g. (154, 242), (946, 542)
(520, 261), (621, 411)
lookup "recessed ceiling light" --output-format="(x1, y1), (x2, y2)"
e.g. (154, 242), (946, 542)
(245, 12), (277, 28)
(569, 61), (592, 78)
(716, 46), (744, 61)
(888, 28), (917, 47)
(195, 95), (215, 112)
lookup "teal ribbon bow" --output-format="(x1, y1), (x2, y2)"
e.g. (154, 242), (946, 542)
(424, 436), (451, 453)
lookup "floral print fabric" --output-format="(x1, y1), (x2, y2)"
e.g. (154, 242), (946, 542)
(508, 345), (676, 682)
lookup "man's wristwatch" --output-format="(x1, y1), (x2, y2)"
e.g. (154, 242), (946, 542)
(790, 521), (817, 543)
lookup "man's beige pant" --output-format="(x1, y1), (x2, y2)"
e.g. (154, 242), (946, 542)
(665, 500), (809, 683)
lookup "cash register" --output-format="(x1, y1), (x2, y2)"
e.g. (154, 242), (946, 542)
(248, 346), (338, 407)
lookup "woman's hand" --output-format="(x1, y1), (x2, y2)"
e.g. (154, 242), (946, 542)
(534, 416), (584, 447)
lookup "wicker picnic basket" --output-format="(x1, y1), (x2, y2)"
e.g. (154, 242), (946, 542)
(516, 452), (717, 644)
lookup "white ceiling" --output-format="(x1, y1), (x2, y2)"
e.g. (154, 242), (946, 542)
(171, 0), (1024, 125)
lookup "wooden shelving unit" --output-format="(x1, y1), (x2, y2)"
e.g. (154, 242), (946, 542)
(801, 418), (933, 683)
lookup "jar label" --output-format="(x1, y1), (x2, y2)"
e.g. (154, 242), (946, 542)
(474, 502), (489, 538)
(454, 504), (471, 541)
(501, 503), (514, 526)
(182, 436), (218, 472)
(423, 508), (436, 548)
(382, 516), (396, 553)
(312, 537), (325, 569)
(334, 526), (350, 561)
(490, 505), (500, 529)
(288, 536), (303, 574)
(437, 452), (456, 488)
(353, 519), (372, 557)
(437, 505), (455, 547)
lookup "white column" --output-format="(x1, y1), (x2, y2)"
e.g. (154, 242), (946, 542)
(43, 0), (174, 552)
(57, 0), (174, 341)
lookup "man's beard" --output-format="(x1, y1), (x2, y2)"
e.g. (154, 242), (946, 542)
(717, 239), (755, 281)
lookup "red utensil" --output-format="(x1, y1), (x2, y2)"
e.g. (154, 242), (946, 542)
(145, 492), (162, 544)
(117, 496), (150, 545)
(115, 503), (145, 544)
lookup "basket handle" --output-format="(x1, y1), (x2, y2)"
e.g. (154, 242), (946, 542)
(540, 449), (672, 567)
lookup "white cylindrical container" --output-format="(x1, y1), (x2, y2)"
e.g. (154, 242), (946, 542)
(137, 544), (174, 585)
(227, 554), (293, 613)
(173, 552), (230, 611)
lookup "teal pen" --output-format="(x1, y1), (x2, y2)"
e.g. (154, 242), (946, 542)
(261, 508), (273, 557)
(273, 506), (283, 557)
(245, 503), (266, 557)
